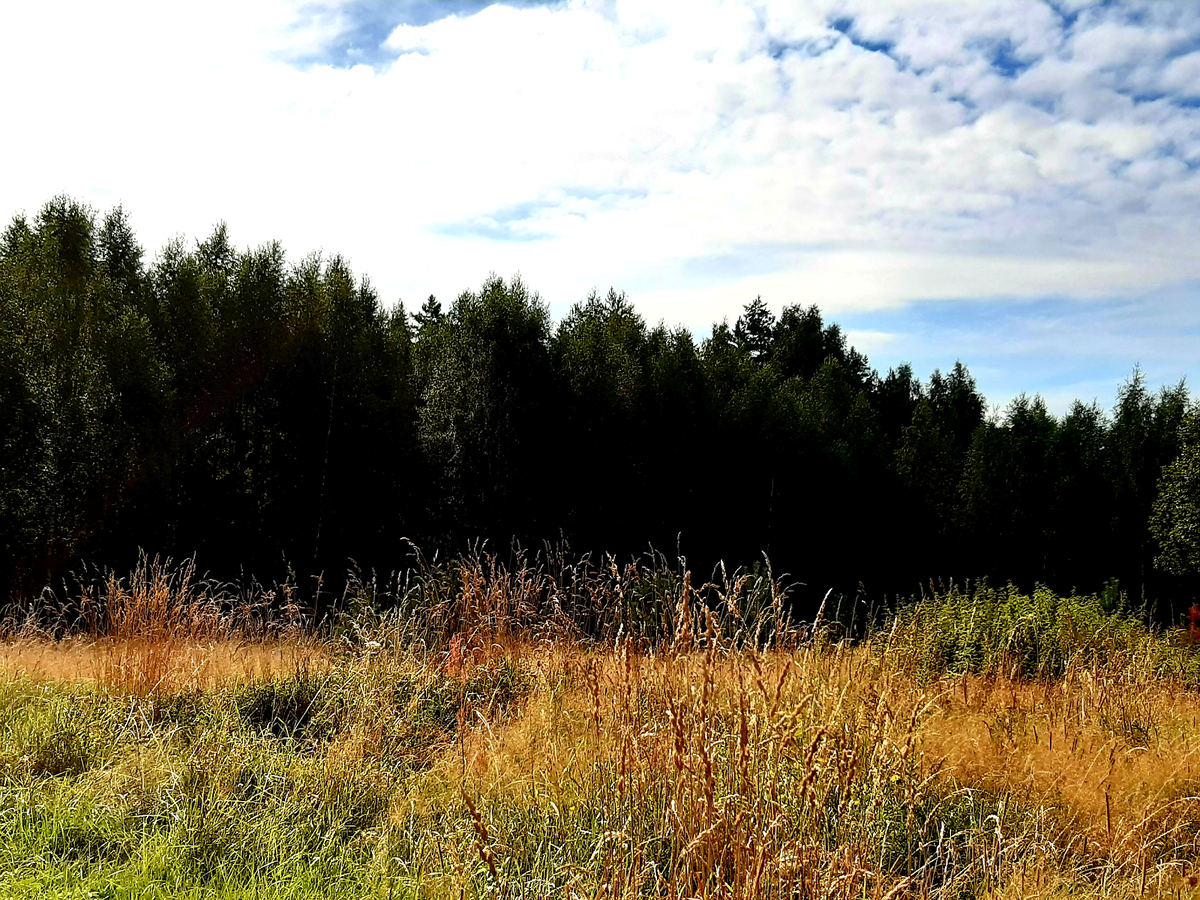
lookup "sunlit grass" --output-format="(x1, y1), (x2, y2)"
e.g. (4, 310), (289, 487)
(3, 557), (1200, 898)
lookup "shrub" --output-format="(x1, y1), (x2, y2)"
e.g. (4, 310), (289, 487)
(886, 583), (1148, 679)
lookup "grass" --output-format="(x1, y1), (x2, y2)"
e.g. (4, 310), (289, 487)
(2, 554), (1200, 897)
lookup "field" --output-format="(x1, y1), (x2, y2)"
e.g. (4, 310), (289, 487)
(3, 556), (1200, 899)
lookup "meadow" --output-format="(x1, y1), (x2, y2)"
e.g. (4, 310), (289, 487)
(3, 555), (1200, 899)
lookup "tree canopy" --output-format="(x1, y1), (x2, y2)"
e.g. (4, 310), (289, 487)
(1, 197), (1197, 614)
(1151, 412), (1200, 577)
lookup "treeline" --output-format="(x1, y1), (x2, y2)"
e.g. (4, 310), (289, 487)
(1, 197), (1197, 613)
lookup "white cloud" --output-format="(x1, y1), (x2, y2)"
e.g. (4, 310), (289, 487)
(1, 0), (1198, 350)
(626, 249), (1199, 332)
(844, 329), (899, 355)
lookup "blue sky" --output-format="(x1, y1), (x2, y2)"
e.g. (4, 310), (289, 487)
(2, 0), (1198, 415)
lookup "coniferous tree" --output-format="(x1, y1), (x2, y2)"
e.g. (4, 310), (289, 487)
(961, 395), (1058, 585)
(552, 289), (649, 545)
(413, 294), (443, 328)
(1050, 400), (1113, 591)
(733, 295), (775, 363)
(1109, 370), (1190, 595)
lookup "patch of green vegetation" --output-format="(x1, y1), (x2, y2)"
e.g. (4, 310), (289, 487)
(885, 583), (1152, 680)
(6, 614), (1200, 898)
(232, 672), (329, 743)
(0, 686), (113, 780)
(0, 654), (545, 899)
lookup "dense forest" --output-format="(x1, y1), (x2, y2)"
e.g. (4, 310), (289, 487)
(2, 197), (1198, 616)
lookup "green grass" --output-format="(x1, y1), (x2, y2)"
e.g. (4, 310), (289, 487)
(0, 649), (550, 900)
(883, 582), (1150, 679)
(0, 648), (1012, 898)
(5, 569), (1200, 898)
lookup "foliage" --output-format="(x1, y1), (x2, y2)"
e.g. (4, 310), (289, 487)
(1150, 412), (1200, 576)
(415, 274), (552, 541)
(887, 582), (1148, 680)
(1, 196), (1198, 614)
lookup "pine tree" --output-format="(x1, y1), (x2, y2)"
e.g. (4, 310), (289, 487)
(733, 295), (775, 362)
(412, 294), (443, 328)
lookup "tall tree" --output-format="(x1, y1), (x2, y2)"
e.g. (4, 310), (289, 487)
(1109, 370), (1190, 595)
(1049, 400), (1114, 592)
(733, 296), (775, 364)
(412, 294), (443, 329)
(416, 274), (552, 544)
(961, 395), (1059, 585)
(551, 289), (650, 546)
(1150, 411), (1200, 577)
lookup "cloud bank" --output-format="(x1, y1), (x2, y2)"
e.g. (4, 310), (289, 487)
(1, 0), (1197, 410)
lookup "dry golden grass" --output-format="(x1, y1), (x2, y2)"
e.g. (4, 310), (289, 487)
(920, 669), (1200, 896)
(6, 626), (1200, 897)
(0, 553), (322, 692)
(0, 635), (331, 691)
(4, 556), (1200, 898)
(398, 636), (1200, 898)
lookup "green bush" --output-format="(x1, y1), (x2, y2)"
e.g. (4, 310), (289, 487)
(885, 583), (1148, 680)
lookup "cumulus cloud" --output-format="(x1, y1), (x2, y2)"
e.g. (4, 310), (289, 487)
(0, 0), (1197, 405)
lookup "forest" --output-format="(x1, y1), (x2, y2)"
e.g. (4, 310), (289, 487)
(2, 195), (1198, 618)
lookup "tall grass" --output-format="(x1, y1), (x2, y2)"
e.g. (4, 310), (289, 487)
(375, 544), (795, 652)
(3, 555), (1200, 897)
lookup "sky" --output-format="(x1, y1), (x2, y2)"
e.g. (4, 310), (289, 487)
(2, 0), (1198, 416)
